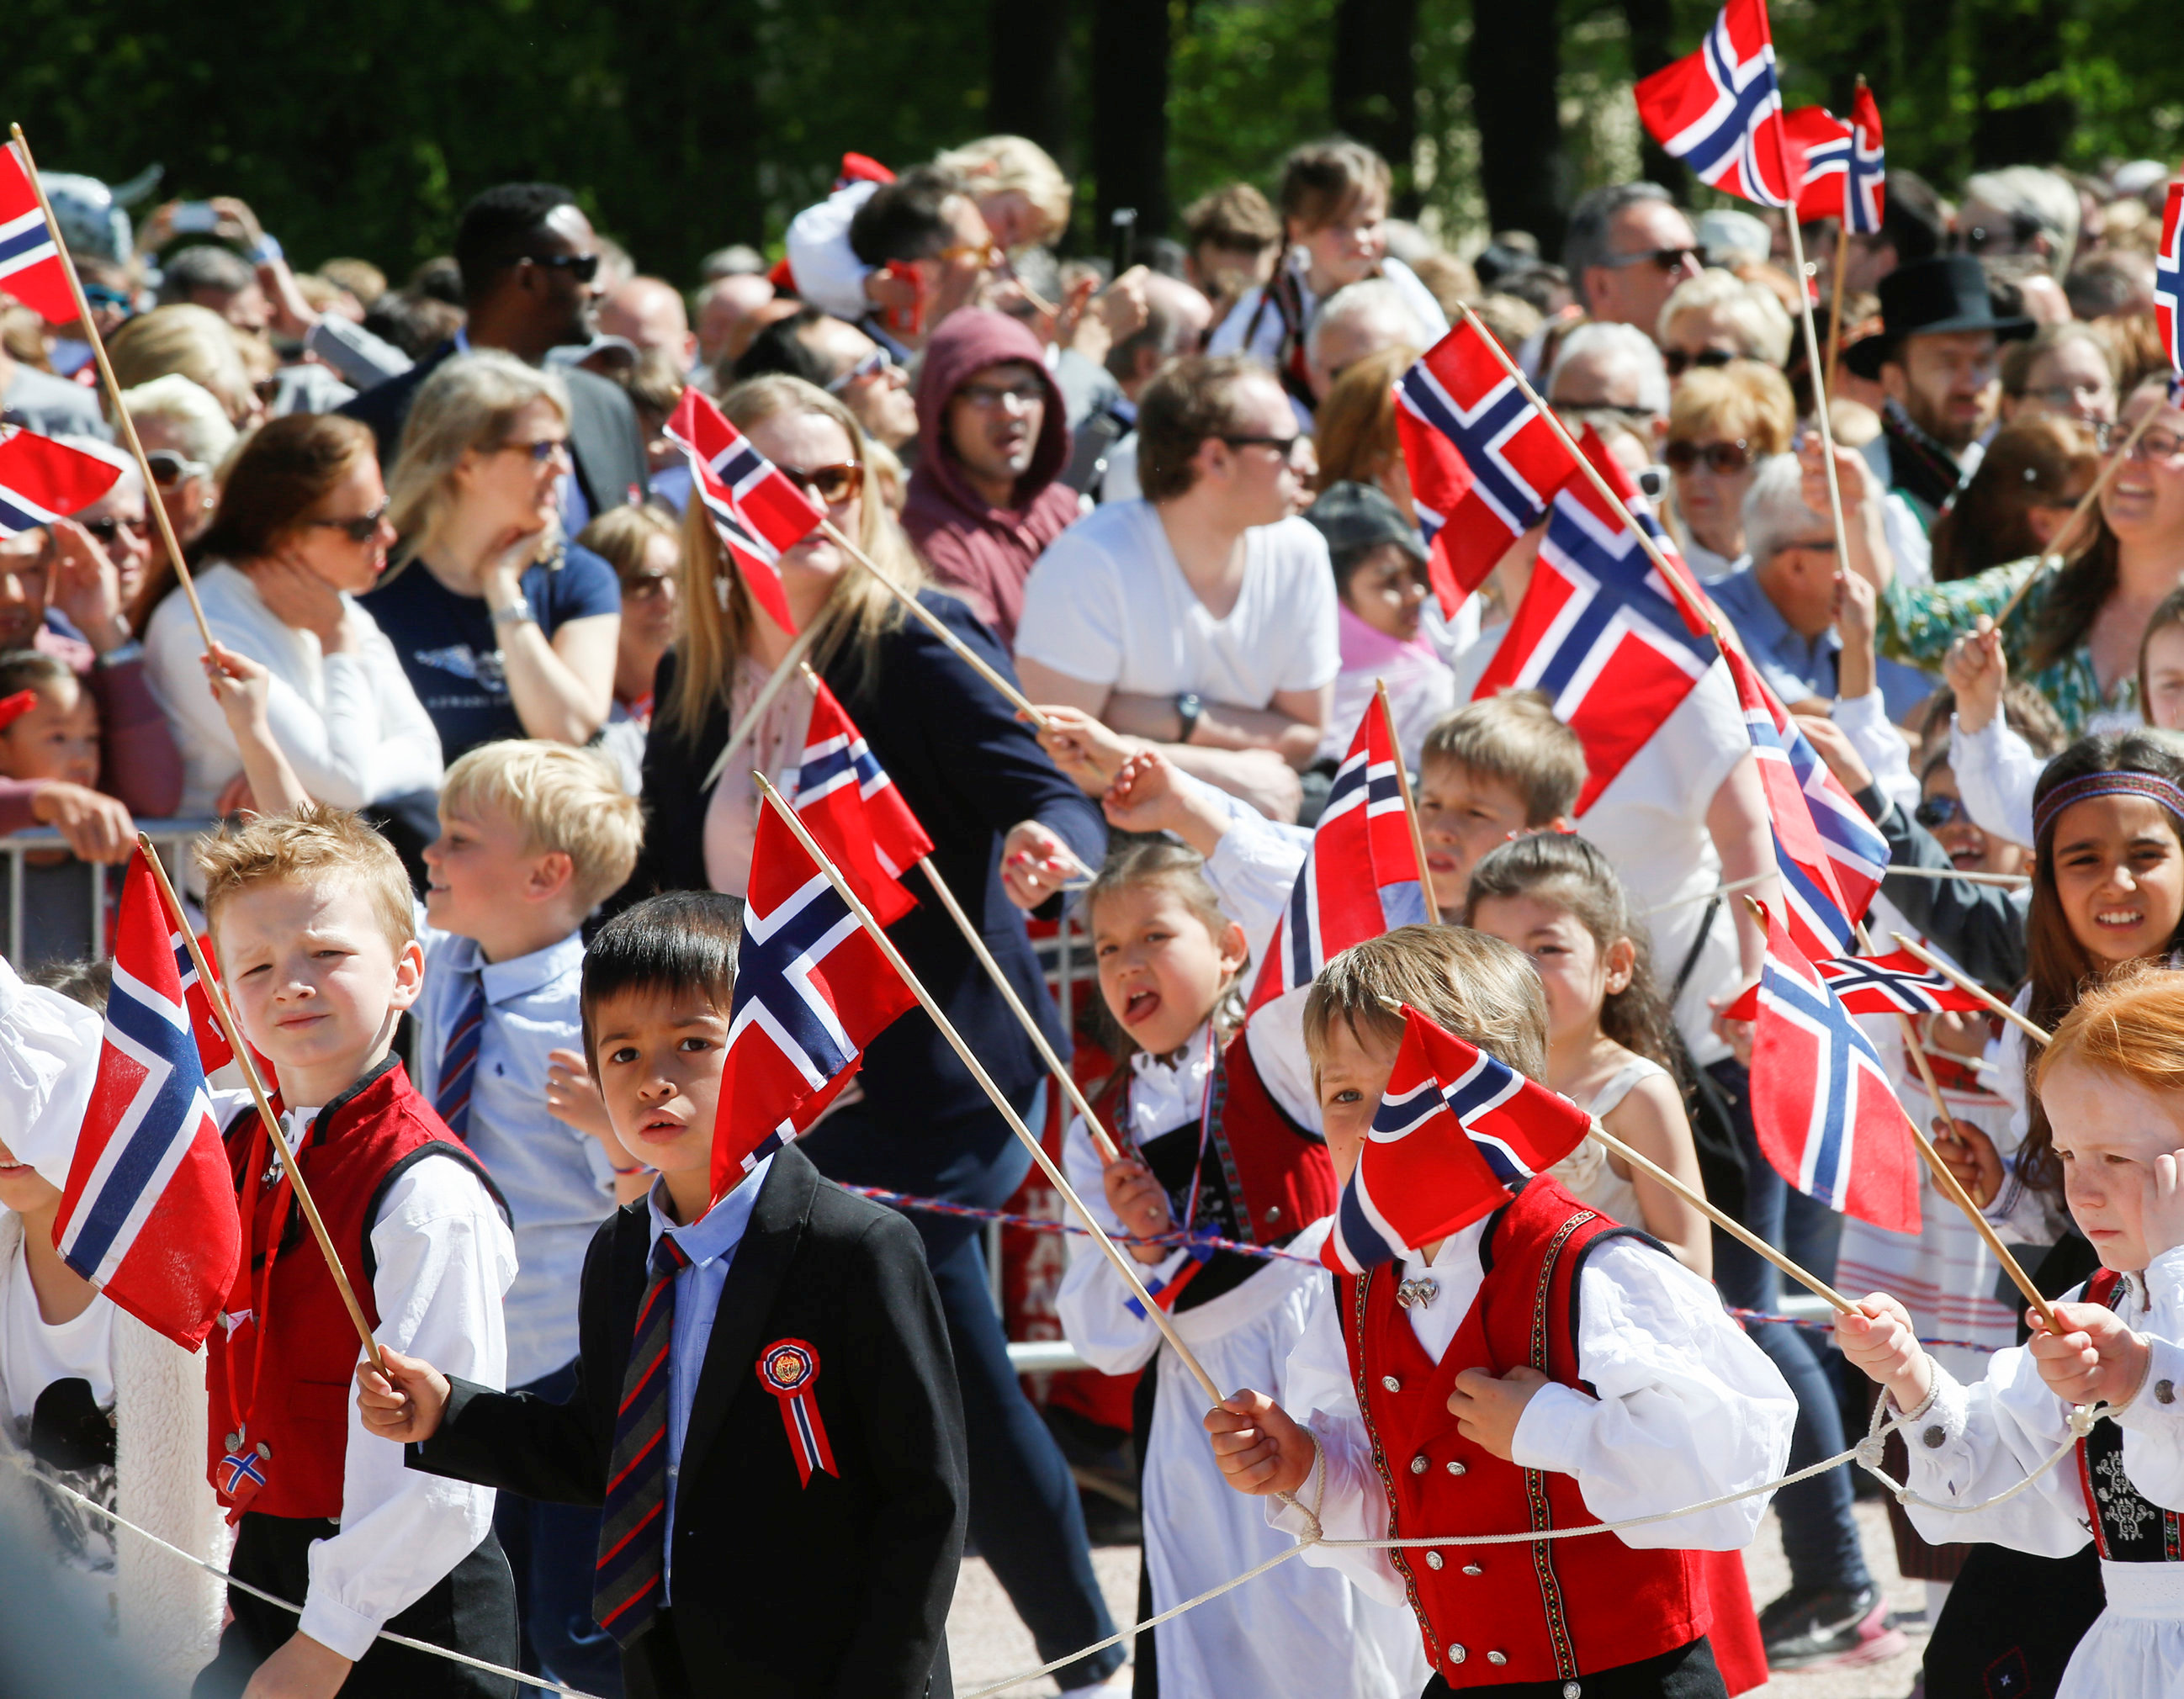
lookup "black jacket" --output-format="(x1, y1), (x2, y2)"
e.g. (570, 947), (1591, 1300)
(626, 592), (1107, 1191)
(410, 1145), (966, 1699)
(339, 341), (649, 519)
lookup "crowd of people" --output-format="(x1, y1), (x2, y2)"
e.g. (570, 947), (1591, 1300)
(3, 125), (2184, 1699)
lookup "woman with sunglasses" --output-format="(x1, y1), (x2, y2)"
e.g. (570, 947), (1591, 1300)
(365, 351), (621, 761)
(143, 413), (444, 841)
(1655, 268), (1794, 386)
(623, 373), (1126, 1695)
(1662, 359), (1794, 577)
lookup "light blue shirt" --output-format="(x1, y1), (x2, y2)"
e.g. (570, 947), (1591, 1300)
(646, 1155), (772, 1601)
(1703, 561), (1934, 722)
(416, 928), (617, 1385)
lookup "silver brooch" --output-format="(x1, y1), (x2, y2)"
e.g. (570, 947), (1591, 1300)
(1396, 1276), (1440, 1310)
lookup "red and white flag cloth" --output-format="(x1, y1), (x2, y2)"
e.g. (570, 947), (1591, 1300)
(663, 389), (826, 635)
(1785, 83), (1885, 234)
(53, 850), (243, 1350)
(1747, 902), (1920, 1234)
(2155, 183), (2184, 383)
(0, 426), (122, 538)
(1634, 0), (1801, 209)
(1729, 945), (1992, 1023)
(0, 143), (76, 326)
(789, 678), (934, 928)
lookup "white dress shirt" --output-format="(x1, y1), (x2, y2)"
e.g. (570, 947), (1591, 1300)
(1948, 713), (2041, 849)
(0, 953), (102, 1188)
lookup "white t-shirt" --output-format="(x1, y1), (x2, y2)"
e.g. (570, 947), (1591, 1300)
(0, 1229), (114, 1426)
(1014, 502), (1341, 708)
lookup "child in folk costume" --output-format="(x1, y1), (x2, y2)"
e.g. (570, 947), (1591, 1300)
(1208, 926), (1796, 1697)
(1055, 828), (1428, 1699)
(1838, 967), (2184, 1698)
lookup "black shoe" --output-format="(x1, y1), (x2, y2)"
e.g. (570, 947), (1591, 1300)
(1760, 1582), (1911, 1670)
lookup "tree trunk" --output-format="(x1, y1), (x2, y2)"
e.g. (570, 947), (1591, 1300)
(987, 0), (1074, 169)
(1968, 0), (2071, 167)
(1332, 0), (1421, 215)
(1470, 0), (1566, 251)
(1621, 0), (1680, 193)
(1091, 0), (1171, 235)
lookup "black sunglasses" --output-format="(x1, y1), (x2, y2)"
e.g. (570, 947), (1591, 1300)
(522, 251), (602, 284)
(307, 500), (391, 543)
(1220, 433), (1301, 458)
(1664, 438), (1753, 474)
(1600, 246), (1709, 273)
(80, 515), (151, 543)
(1663, 347), (1737, 378)
(1914, 794), (1970, 829)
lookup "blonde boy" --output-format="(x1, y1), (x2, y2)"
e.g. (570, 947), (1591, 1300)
(1416, 693), (1584, 919)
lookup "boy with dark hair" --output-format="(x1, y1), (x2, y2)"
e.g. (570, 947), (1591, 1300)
(359, 891), (968, 1699)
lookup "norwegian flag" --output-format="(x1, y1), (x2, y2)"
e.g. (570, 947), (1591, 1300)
(0, 144), (75, 326)
(1634, 0), (1800, 209)
(1727, 945), (1991, 1022)
(2155, 183), (2183, 381)
(664, 389), (826, 635)
(1748, 903), (1920, 1233)
(1392, 320), (1580, 607)
(789, 676), (934, 927)
(1785, 85), (1885, 235)
(1474, 435), (1718, 812)
(0, 426), (123, 538)
(713, 802), (918, 1199)
(1247, 695), (1428, 1014)
(1721, 642), (1887, 959)
(1323, 1006), (1593, 1274)
(52, 851), (243, 1350)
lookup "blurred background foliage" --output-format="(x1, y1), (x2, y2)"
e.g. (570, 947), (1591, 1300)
(5, 0), (2176, 282)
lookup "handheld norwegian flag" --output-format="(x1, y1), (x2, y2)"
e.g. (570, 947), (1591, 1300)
(1634, 0), (1800, 208)
(1726, 945), (1993, 1023)
(0, 426), (124, 538)
(2155, 183), (2183, 383)
(664, 389), (826, 636)
(1392, 320), (1580, 609)
(1248, 696), (1428, 1014)
(713, 801), (918, 1199)
(0, 143), (76, 326)
(1474, 435), (1718, 812)
(1785, 85), (1885, 234)
(1323, 1006), (1593, 1274)
(1747, 902), (1920, 1234)
(789, 676), (934, 928)
(1721, 641), (1887, 959)
(53, 851), (243, 1350)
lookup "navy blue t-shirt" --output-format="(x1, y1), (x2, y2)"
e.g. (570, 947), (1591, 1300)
(363, 543), (621, 760)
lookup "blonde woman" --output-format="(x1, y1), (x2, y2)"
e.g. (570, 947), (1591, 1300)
(623, 373), (1123, 1692)
(106, 304), (264, 428)
(363, 351), (621, 758)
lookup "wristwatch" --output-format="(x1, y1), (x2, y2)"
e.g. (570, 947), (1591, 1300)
(1174, 691), (1204, 744)
(489, 595), (536, 628)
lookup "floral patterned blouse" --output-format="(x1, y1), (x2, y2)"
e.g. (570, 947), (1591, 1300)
(1878, 555), (2139, 736)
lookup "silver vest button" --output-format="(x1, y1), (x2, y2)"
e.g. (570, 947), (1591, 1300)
(1264, 1204), (1282, 1223)
(1487, 1651), (1508, 1666)
(1563, 1685), (1583, 1699)
(2158, 1379), (2176, 1405)
(1410, 1455), (1429, 1474)
(1424, 1550), (1444, 1569)
(1922, 1425), (1947, 1448)
(1445, 1459), (1466, 1475)
(1381, 1374), (1401, 1392)
(1462, 1563), (1482, 1575)
(1447, 1646), (1466, 1665)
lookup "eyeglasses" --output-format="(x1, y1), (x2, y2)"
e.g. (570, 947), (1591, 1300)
(778, 462), (864, 505)
(1663, 347), (1737, 378)
(496, 437), (571, 465)
(826, 345), (898, 395)
(2022, 382), (2113, 410)
(1598, 246), (1708, 273)
(1664, 438), (1754, 474)
(957, 381), (1045, 410)
(938, 241), (1006, 269)
(143, 448), (209, 488)
(307, 500), (391, 543)
(1914, 795), (1970, 828)
(522, 251), (602, 284)
(1220, 433), (1302, 458)
(79, 515), (151, 544)
(619, 572), (676, 603)
(2124, 427), (2184, 462)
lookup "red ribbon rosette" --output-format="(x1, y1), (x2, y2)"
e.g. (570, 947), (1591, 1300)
(756, 1337), (839, 1489)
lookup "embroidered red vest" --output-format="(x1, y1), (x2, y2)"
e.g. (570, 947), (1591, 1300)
(1338, 1175), (1709, 1686)
(204, 1061), (500, 1521)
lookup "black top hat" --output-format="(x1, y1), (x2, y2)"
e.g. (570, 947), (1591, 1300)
(1842, 255), (2033, 379)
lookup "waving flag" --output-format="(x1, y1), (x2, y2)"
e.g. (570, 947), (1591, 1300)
(1721, 642), (1887, 958)
(1748, 904), (1919, 1233)
(1248, 696), (1428, 1014)
(713, 802), (917, 1198)
(1634, 0), (1800, 209)
(789, 677), (934, 927)
(1323, 1006), (1593, 1274)
(0, 427), (123, 538)
(53, 851), (243, 1350)
(664, 389), (826, 635)
(1786, 85), (1885, 234)
(2156, 183), (2183, 382)
(1727, 945), (1992, 1022)
(0, 144), (75, 326)
(1392, 319), (1579, 607)
(1475, 437), (1718, 812)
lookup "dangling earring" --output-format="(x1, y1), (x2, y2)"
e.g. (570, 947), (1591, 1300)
(716, 574), (729, 611)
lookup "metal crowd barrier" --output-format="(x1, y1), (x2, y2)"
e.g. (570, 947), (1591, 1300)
(0, 819), (216, 971)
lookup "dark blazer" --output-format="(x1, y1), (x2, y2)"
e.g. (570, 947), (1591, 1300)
(410, 1145), (966, 1699)
(626, 591), (1107, 1192)
(339, 341), (649, 517)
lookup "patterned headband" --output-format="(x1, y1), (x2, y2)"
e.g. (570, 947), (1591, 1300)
(2032, 770), (2184, 841)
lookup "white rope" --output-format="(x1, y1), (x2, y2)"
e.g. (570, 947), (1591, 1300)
(6, 1457), (607, 1699)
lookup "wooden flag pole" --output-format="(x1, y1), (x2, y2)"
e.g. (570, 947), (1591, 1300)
(755, 775), (1227, 1405)
(1891, 1014), (2060, 1331)
(1378, 680), (1437, 907)
(135, 837), (387, 1374)
(1823, 214), (1852, 398)
(1890, 931), (2051, 1046)
(1880, 864), (2028, 888)
(9, 126), (215, 656)
(697, 621), (822, 792)
(1780, 212), (1856, 595)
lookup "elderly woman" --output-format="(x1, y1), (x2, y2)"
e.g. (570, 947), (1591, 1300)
(1664, 359), (1795, 577)
(118, 373), (238, 628)
(1998, 320), (2118, 431)
(624, 373), (1124, 1691)
(363, 351), (621, 760)
(1656, 267), (1794, 380)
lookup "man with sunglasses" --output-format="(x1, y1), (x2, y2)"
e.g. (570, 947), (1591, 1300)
(342, 183), (647, 532)
(1562, 182), (1706, 340)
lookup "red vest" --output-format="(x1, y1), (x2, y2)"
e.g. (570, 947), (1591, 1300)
(1338, 1175), (1709, 1686)
(205, 1060), (500, 1522)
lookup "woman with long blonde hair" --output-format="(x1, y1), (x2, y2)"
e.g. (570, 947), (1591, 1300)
(623, 373), (1126, 1691)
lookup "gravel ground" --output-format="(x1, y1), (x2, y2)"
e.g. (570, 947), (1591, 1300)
(947, 1499), (1928, 1698)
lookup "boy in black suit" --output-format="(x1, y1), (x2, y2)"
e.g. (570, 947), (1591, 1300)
(357, 892), (967, 1699)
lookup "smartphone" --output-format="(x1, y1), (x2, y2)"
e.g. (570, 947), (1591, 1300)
(171, 202), (219, 234)
(1111, 208), (1137, 278)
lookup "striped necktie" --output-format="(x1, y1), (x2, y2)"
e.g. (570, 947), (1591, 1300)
(594, 1233), (692, 1645)
(432, 971), (486, 1137)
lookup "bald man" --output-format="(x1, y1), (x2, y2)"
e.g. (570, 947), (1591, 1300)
(599, 276), (698, 370)
(695, 274), (778, 373)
